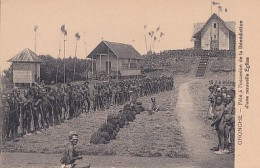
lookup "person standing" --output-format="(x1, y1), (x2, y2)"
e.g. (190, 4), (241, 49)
(148, 97), (158, 115)
(211, 94), (225, 155)
(207, 86), (215, 119)
(223, 92), (235, 153)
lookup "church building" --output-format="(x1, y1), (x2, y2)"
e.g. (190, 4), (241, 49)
(192, 13), (236, 50)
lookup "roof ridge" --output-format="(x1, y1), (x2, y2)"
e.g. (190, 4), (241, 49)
(192, 13), (235, 37)
(7, 48), (43, 63)
(88, 40), (142, 60)
(103, 40), (132, 46)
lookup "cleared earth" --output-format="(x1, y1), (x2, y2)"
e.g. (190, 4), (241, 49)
(1, 75), (235, 167)
(1, 86), (188, 159)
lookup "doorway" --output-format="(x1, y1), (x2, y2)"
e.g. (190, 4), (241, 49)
(106, 61), (112, 74)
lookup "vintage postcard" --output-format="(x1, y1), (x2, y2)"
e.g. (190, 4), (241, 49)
(0, 0), (259, 167)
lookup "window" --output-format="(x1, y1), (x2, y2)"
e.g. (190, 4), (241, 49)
(214, 35), (217, 39)
(130, 62), (138, 69)
(213, 23), (217, 28)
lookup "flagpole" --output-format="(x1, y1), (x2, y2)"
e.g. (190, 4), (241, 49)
(55, 57), (59, 84)
(144, 26), (148, 54)
(91, 55), (93, 74)
(211, 1), (212, 15)
(63, 34), (66, 84)
(108, 48), (110, 81)
(149, 44), (151, 53)
(56, 33), (62, 83)
(73, 39), (78, 82)
(145, 34), (147, 53)
(34, 31), (37, 54)
(116, 57), (118, 82)
(218, 22), (220, 49)
(84, 40), (88, 81)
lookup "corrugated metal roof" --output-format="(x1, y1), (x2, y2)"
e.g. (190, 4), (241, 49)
(8, 48), (44, 63)
(88, 41), (143, 60)
(192, 13), (236, 38)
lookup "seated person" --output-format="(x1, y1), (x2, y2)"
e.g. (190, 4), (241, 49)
(60, 131), (83, 168)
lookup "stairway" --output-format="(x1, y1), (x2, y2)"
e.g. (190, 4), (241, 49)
(195, 55), (209, 78)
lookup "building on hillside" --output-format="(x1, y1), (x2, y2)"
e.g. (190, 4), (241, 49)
(88, 40), (143, 77)
(8, 48), (44, 87)
(192, 13), (236, 50)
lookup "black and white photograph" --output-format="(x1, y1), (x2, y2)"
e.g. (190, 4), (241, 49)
(1, 0), (257, 167)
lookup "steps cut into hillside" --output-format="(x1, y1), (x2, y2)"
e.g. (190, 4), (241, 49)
(195, 55), (209, 78)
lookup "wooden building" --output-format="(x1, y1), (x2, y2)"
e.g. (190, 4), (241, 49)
(8, 48), (43, 87)
(88, 40), (143, 77)
(192, 13), (236, 50)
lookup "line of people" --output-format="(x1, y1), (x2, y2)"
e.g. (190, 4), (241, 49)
(208, 85), (235, 155)
(1, 76), (174, 141)
(90, 102), (145, 144)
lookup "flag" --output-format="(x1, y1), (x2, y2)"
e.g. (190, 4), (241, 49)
(75, 32), (80, 40)
(61, 25), (67, 36)
(212, 1), (220, 5)
(34, 25), (38, 32)
(64, 30), (67, 36)
(225, 8), (228, 12)
(160, 32), (164, 38)
(218, 6), (222, 12)
(156, 26), (160, 32)
(148, 31), (154, 37)
(61, 25), (65, 32)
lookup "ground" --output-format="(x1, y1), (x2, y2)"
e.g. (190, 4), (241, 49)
(0, 75), (234, 168)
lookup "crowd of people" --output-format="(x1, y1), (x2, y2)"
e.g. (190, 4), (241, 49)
(90, 102), (145, 144)
(1, 76), (174, 141)
(158, 49), (235, 57)
(208, 85), (235, 155)
(142, 49), (235, 71)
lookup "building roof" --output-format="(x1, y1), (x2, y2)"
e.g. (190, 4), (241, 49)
(8, 48), (44, 63)
(88, 40), (143, 60)
(192, 13), (236, 38)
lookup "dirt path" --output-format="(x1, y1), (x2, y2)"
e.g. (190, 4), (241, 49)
(176, 80), (234, 168)
(0, 152), (194, 168)
(0, 78), (234, 168)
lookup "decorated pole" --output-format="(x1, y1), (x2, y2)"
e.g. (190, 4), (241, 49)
(148, 31), (154, 53)
(73, 32), (80, 82)
(116, 57), (119, 82)
(91, 55), (94, 74)
(144, 25), (148, 53)
(56, 33), (62, 83)
(211, 1), (212, 15)
(61, 25), (67, 84)
(63, 34), (66, 84)
(34, 25), (38, 54)
(84, 32), (88, 81)
(158, 31), (164, 53)
(108, 48), (110, 81)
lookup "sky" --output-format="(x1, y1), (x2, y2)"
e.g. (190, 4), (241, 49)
(0, 0), (239, 70)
